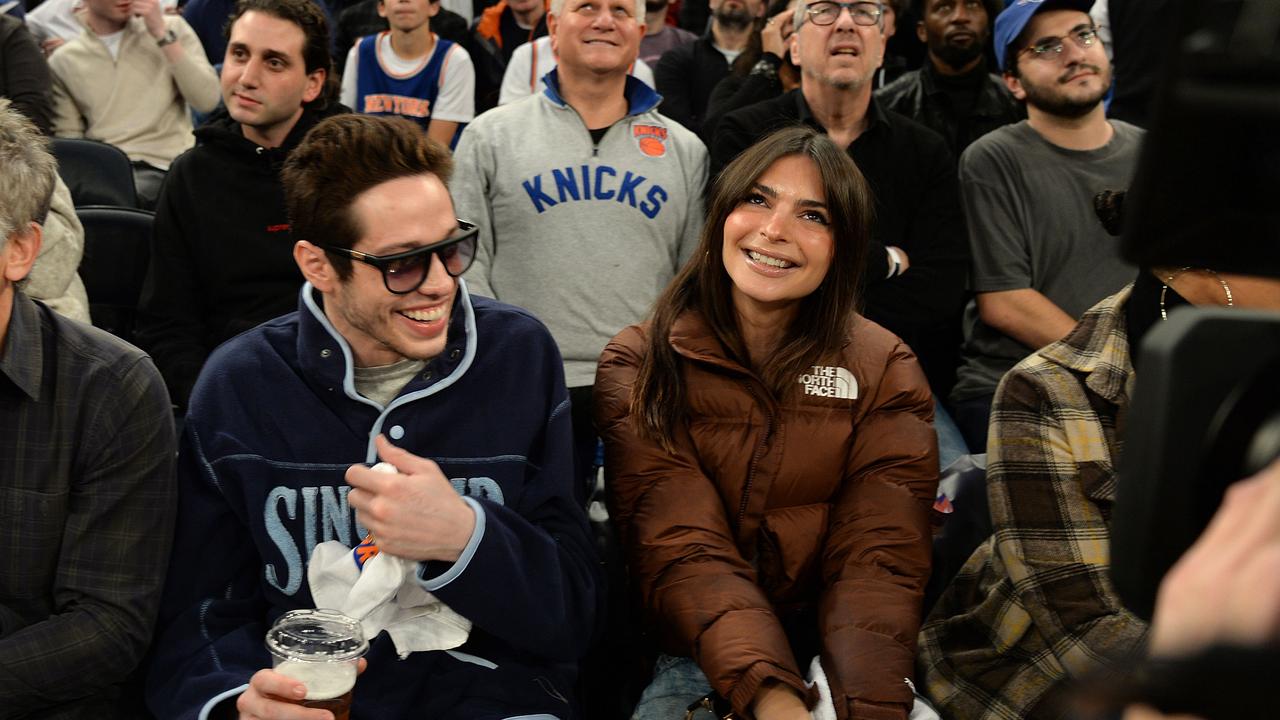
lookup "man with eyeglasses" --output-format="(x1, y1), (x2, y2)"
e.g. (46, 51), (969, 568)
(875, 0), (1023, 159)
(947, 0), (1142, 453)
(147, 114), (598, 720)
(917, 3), (1144, 717)
(712, 0), (968, 400)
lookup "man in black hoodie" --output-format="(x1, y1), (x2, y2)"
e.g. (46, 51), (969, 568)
(137, 0), (348, 410)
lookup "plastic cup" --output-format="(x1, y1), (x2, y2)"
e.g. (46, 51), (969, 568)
(265, 609), (368, 720)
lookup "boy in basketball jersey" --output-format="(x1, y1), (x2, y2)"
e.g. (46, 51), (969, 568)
(340, 0), (475, 147)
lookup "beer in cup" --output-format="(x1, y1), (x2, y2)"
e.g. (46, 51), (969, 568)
(266, 609), (368, 720)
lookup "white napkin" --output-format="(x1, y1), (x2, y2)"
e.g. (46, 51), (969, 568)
(805, 657), (941, 720)
(307, 464), (471, 659)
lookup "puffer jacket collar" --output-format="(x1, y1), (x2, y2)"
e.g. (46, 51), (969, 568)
(666, 310), (750, 374)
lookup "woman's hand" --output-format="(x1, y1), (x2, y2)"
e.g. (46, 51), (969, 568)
(751, 681), (809, 720)
(761, 10), (792, 59)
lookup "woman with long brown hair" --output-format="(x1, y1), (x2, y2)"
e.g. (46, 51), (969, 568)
(595, 125), (940, 720)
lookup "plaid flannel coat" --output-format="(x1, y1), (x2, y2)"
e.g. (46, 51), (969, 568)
(916, 287), (1148, 719)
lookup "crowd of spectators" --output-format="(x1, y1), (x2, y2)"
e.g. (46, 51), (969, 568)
(2, 0), (1269, 718)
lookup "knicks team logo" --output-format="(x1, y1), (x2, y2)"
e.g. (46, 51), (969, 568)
(634, 124), (668, 157)
(352, 533), (380, 570)
(798, 365), (858, 399)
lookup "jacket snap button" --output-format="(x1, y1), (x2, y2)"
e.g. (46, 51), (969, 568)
(389, 425), (405, 440)
(320, 349), (332, 358)
(450, 349), (461, 360)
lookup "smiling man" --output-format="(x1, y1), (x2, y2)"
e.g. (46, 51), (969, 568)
(146, 114), (598, 720)
(451, 0), (706, 504)
(136, 0), (346, 412)
(713, 0), (968, 399)
(947, 0), (1143, 453)
(876, 0), (1022, 158)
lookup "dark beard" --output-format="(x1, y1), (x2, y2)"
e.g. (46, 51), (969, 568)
(931, 36), (984, 71)
(713, 5), (754, 31)
(1021, 66), (1109, 118)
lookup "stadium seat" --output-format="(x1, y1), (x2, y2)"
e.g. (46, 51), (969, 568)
(76, 205), (153, 343)
(51, 138), (139, 208)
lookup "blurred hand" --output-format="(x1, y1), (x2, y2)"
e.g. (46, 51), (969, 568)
(1146, 458), (1280, 659)
(131, 0), (167, 39)
(41, 37), (66, 56)
(762, 10), (791, 59)
(346, 435), (476, 563)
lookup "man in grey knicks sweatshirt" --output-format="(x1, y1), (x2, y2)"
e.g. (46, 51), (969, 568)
(451, 0), (708, 497)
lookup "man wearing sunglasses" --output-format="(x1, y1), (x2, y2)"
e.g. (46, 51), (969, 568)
(712, 0), (968, 401)
(147, 114), (598, 720)
(948, 0), (1143, 453)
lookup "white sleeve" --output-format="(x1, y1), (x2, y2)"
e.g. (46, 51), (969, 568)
(431, 42), (475, 122)
(497, 41), (533, 106)
(632, 57), (655, 90)
(340, 43), (360, 111)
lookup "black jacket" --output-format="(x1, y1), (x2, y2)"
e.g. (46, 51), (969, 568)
(654, 33), (730, 140)
(136, 102), (349, 408)
(713, 91), (968, 396)
(0, 15), (52, 135)
(875, 60), (1022, 159)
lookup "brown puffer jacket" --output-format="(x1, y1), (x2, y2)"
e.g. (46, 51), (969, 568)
(595, 310), (939, 720)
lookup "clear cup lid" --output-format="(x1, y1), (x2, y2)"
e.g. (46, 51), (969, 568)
(265, 609), (368, 662)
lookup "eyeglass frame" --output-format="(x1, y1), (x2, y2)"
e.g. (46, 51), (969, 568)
(320, 219), (479, 295)
(800, 0), (884, 28)
(1016, 23), (1099, 62)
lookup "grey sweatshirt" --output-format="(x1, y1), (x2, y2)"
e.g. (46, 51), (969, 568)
(452, 70), (707, 387)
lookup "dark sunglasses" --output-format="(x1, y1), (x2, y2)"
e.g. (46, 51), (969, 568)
(322, 220), (478, 294)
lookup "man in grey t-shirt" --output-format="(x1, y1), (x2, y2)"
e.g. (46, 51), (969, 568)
(949, 0), (1142, 451)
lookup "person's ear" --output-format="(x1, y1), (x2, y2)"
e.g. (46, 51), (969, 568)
(1004, 70), (1025, 100)
(788, 31), (800, 66)
(294, 240), (339, 292)
(915, 19), (925, 44)
(302, 67), (326, 104)
(2, 223), (43, 283)
(377, 0), (388, 18)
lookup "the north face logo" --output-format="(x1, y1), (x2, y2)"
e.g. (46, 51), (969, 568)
(799, 365), (857, 399)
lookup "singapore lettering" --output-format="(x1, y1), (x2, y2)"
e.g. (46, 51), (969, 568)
(263, 477), (503, 595)
(522, 165), (668, 218)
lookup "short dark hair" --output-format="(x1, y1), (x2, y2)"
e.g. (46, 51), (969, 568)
(282, 115), (454, 280)
(226, 0), (332, 77)
(632, 126), (873, 449)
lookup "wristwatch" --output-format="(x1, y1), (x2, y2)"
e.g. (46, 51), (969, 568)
(155, 28), (178, 47)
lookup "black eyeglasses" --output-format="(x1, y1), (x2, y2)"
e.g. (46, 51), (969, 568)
(1019, 25), (1098, 61)
(804, 1), (883, 27)
(322, 220), (478, 294)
